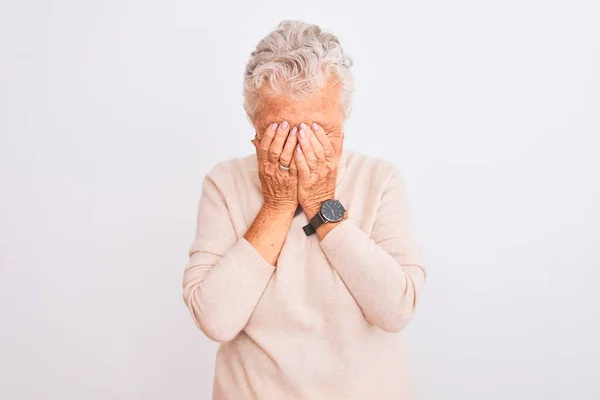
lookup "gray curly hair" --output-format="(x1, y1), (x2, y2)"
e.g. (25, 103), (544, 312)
(243, 20), (355, 122)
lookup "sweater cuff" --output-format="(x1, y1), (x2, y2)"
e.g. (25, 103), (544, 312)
(320, 218), (363, 254)
(230, 237), (276, 282)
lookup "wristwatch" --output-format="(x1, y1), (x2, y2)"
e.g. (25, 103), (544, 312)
(302, 199), (346, 236)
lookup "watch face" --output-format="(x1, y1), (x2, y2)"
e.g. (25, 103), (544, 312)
(320, 199), (345, 222)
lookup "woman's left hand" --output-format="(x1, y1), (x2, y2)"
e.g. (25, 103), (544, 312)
(293, 122), (338, 216)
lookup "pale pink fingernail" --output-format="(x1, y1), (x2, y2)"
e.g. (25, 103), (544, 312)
(271, 123), (278, 131)
(281, 121), (289, 130)
(291, 126), (297, 136)
(296, 145), (302, 154)
(312, 122), (319, 130)
(300, 122), (308, 130)
(299, 129), (306, 138)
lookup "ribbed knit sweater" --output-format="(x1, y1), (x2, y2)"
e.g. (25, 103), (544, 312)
(182, 149), (426, 399)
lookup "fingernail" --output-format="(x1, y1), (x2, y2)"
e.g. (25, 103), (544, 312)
(271, 123), (278, 131)
(296, 145), (302, 154)
(312, 122), (319, 130)
(299, 129), (306, 138)
(291, 126), (297, 136)
(281, 121), (289, 130)
(300, 122), (308, 130)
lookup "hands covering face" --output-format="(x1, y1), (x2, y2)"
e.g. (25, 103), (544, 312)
(252, 121), (340, 214)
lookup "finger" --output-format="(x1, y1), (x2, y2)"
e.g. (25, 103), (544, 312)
(294, 144), (311, 179)
(297, 123), (318, 167)
(268, 120), (291, 163)
(279, 126), (298, 167)
(310, 122), (335, 159)
(250, 139), (259, 157)
(300, 122), (326, 162)
(258, 122), (278, 162)
(288, 151), (298, 178)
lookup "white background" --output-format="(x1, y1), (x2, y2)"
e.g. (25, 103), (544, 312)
(1, 1), (599, 399)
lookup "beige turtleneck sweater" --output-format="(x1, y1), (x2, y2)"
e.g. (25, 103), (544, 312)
(182, 149), (426, 399)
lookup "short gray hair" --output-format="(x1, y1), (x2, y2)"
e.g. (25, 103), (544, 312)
(243, 20), (355, 121)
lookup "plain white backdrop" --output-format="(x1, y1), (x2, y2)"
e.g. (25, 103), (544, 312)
(1, 1), (599, 399)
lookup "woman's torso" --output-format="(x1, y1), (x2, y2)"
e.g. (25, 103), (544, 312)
(210, 149), (413, 400)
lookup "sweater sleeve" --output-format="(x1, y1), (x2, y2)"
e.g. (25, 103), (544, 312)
(319, 166), (426, 333)
(182, 171), (276, 342)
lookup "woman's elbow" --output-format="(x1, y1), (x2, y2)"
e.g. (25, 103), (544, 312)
(197, 318), (241, 343)
(183, 291), (241, 343)
(375, 311), (413, 333)
(370, 297), (418, 333)
(377, 268), (424, 332)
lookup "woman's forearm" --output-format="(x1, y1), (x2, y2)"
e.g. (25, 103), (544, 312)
(319, 219), (426, 333)
(244, 205), (296, 266)
(183, 173), (295, 342)
(183, 204), (294, 342)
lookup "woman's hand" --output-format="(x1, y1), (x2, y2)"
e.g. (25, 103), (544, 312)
(293, 122), (338, 216)
(251, 121), (299, 213)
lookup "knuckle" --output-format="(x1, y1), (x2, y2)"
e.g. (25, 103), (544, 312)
(268, 148), (279, 158)
(259, 142), (270, 152)
(259, 150), (270, 160)
(263, 129), (275, 139)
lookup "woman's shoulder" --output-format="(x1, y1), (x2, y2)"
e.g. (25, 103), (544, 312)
(203, 153), (259, 194)
(345, 149), (402, 186)
(206, 153), (256, 177)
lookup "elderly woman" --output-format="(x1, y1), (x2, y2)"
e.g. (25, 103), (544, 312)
(182, 20), (426, 400)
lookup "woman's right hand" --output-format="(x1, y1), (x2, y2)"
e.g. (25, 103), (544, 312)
(251, 121), (299, 212)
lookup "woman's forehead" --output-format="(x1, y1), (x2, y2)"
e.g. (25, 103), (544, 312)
(256, 101), (342, 130)
(255, 115), (341, 138)
(261, 110), (329, 126)
(255, 84), (343, 129)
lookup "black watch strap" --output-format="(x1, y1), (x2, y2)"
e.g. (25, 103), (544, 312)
(303, 212), (325, 236)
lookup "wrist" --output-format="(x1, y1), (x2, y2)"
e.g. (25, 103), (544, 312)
(302, 204), (321, 220)
(262, 202), (297, 216)
(301, 196), (334, 217)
